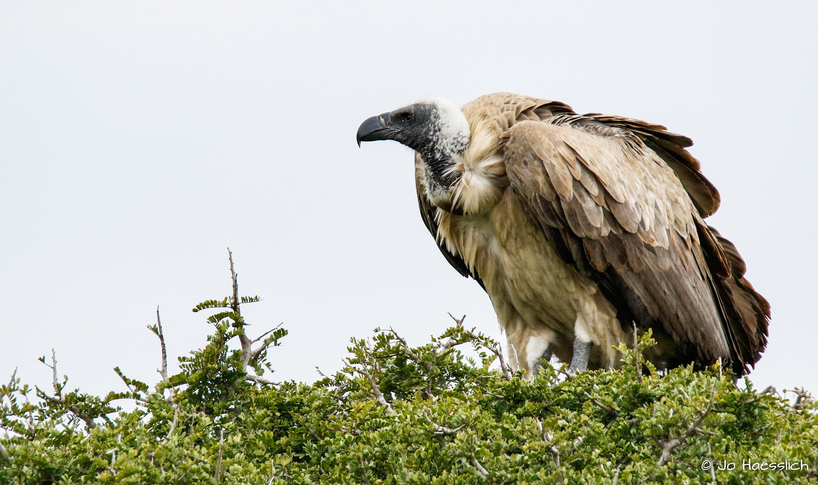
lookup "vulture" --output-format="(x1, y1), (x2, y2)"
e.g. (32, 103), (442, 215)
(356, 93), (770, 378)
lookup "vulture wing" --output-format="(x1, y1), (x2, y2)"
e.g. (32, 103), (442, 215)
(502, 116), (768, 373)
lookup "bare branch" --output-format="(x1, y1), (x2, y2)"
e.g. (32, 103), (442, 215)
(469, 455), (488, 478)
(447, 312), (467, 326)
(251, 322), (284, 345)
(155, 306), (168, 380)
(7, 367), (17, 390)
(583, 390), (618, 418)
(0, 441), (9, 462)
(352, 361), (394, 415)
(46, 349), (59, 397)
(245, 374), (280, 387)
(612, 465), (620, 485)
(68, 405), (98, 430)
(228, 248), (239, 314)
(226, 248), (281, 388)
(250, 324), (286, 360)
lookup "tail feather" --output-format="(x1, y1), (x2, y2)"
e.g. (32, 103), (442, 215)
(706, 225), (770, 375)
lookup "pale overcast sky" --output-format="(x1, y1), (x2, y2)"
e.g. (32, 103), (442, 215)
(1, 2), (816, 401)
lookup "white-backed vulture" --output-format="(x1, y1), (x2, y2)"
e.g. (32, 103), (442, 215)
(357, 93), (770, 377)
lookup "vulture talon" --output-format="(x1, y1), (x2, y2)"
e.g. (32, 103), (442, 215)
(531, 346), (553, 377)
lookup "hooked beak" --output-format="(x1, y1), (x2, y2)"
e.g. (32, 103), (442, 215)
(356, 112), (393, 147)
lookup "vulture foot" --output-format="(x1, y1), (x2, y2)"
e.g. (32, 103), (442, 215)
(566, 339), (593, 375)
(531, 346), (553, 377)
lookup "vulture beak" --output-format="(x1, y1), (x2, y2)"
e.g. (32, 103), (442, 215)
(356, 112), (393, 147)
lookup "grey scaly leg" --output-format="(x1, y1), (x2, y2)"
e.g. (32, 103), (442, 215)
(532, 346), (553, 377)
(566, 339), (593, 375)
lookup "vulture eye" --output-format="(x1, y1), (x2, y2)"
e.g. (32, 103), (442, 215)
(396, 112), (414, 124)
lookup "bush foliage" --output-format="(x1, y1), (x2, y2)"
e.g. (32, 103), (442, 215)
(2, 258), (816, 484)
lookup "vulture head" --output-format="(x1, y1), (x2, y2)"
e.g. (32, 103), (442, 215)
(357, 98), (470, 189)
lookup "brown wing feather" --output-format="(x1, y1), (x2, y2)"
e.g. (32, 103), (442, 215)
(502, 119), (739, 369)
(581, 114), (721, 218)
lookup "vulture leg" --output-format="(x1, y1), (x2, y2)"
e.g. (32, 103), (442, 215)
(566, 339), (593, 375)
(531, 346), (553, 377)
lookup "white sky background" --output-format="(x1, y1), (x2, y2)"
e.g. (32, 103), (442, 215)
(1, 2), (816, 402)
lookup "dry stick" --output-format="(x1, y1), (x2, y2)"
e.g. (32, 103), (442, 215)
(651, 380), (717, 477)
(0, 441), (9, 462)
(612, 465), (621, 485)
